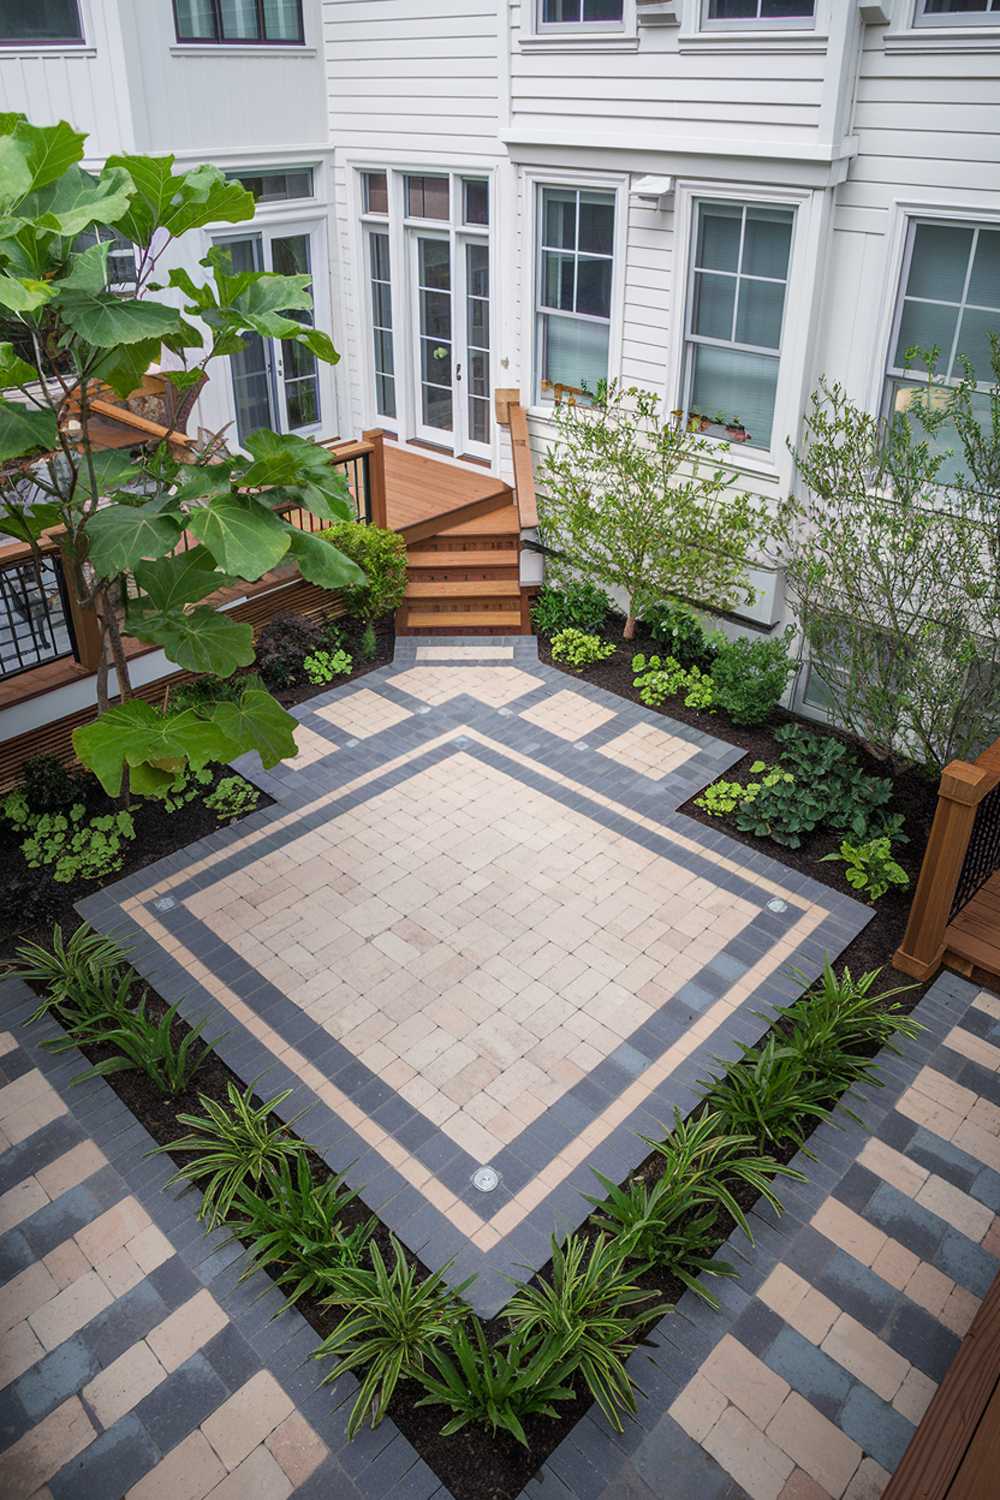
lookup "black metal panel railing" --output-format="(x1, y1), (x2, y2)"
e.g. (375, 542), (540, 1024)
(0, 551), (76, 680)
(950, 779), (1000, 920)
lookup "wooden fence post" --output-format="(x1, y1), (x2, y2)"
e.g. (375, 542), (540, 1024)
(893, 760), (996, 980)
(362, 428), (387, 529)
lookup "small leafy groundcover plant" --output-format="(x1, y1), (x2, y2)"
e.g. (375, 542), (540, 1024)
(551, 628), (615, 670)
(533, 580), (613, 638)
(641, 601), (723, 671)
(631, 653), (714, 711)
(204, 775), (260, 823)
(2, 791), (136, 883)
(821, 836), (910, 900)
(303, 647), (353, 686)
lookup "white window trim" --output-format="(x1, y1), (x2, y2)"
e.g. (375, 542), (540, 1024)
(349, 157), (500, 463)
(912, 0), (1000, 25)
(701, 0), (816, 31)
(519, 0), (638, 51)
(679, 0), (829, 50)
(522, 168), (628, 419)
(665, 179), (824, 480)
(885, 0), (1000, 47)
(865, 198), (1000, 420)
(0, 0), (90, 51)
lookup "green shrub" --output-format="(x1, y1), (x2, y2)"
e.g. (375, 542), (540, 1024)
(642, 600), (721, 669)
(772, 724), (903, 842)
(586, 1110), (802, 1306)
(416, 1322), (575, 1446)
(358, 621), (377, 661)
(203, 775), (260, 823)
(169, 672), (266, 717)
(303, 647), (353, 685)
(550, 628), (615, 670)
(21, 754), (83, 812)
(314, 1239), (470, 1438)
(533, 580), (613, 637)
(702, 1035), (840, 1155)
(3, 796), (137, 883)
(504, 1233), (669, 1432)
(711, 632), (796, 725)
(14, 923), (132, 1027)
(229, 1155), (374, 1309)
(320, 522), (407, 624)
(820, 836), (910, 901)
(47, 994), (216, 1097)
(158, 1082), (312, 1226)
(732, 773), (828, 849)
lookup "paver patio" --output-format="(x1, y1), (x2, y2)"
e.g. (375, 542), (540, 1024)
(77, 636), (871, 1316)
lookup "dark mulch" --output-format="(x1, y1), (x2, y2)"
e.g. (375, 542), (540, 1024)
(0, 615), (395, 957)
(539, 629), (943, 1006)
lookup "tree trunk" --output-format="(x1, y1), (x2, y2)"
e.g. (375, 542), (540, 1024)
(624, 611), (637, 640)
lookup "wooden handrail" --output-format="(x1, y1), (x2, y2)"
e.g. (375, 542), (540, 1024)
(493, 390), (537, 531)
(894, 741), (1000, 981)
(87, 397), (195, 448)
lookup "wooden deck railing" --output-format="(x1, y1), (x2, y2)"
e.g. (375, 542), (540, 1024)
(894, 734), (1000, 982)
(494, 389), (538, 530)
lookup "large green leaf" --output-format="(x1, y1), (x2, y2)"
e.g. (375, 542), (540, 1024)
(13, 120), (87, 195)
(0, 500), (62, 543)
(57, 240), (111, 293)
(73, 449), (141, 503)
(85, 499), (182, 577)
(0, 400), (57, 461)
(210, 688), (298, 768)
(284, 526), (366, 591)
(0, 340), (39, 386)
(91, 336), (163, 400)
(73, 700), (236, 798)
(125, 602), (254, 678)
(60, 292), (181, 349)
(107, 156), (254, 245)
(0, 275), (52, 312)
(240, 430), (354, 522)
(133, 545), (228, 610)
(186, 495), (291, 579)
(27, 164), (134, 237)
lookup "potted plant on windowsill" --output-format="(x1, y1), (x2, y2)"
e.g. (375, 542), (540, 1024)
(725, 416), (750, 443)
(670, 408), (710, 433)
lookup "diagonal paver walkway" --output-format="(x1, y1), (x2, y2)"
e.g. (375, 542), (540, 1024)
(77, 637), (871, 1318)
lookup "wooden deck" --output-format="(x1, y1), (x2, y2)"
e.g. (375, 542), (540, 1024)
(383, 442), (513, 537)
(945, 870), (1000, 981)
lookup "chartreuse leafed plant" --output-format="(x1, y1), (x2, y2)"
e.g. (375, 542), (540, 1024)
(821, 836), (910, 901)
(313, 1239), (472, 1439)
(504, 1233), (669, 1432)
(415, 1322), (577, 1446)
(303, 647), (353, 686)
(550, 628), (615, 670)
(1, 791), (135, 882)
(227, 1154), (375, 1310)
(0, 113), (365, 797)
(584, 1110), (803, 1308)
(157, 1082), (312, 1227)
(203, 774), (259, 823)
(704, 961), (920, 1151)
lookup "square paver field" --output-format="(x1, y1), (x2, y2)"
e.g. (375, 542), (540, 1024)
(84, 645), (872, 1314)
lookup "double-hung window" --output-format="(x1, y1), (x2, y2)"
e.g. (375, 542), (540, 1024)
(361, 173), (396, 425)
(884, 218), (1000, 483)
(703, 0), (815, 25)
(536, 186), (616, 402)
(538, 0), (625, 28)
(174, 0), (304, 44)
(0, 0), (83, 44)
(680, 200), (794, 450)
(915, 1), (1000, 24)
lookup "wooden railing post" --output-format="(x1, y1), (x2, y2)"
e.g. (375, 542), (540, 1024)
(362, 428), (387, 528)
(894, 760), (997, 980)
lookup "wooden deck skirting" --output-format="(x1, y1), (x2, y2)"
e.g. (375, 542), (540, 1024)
(884, 1266), (1000, 1499)
(895, 735), (1000, 983)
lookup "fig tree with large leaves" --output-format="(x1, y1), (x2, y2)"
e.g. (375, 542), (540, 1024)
(0, 114), (364, 797)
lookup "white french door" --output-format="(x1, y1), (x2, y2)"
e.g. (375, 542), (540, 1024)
(215, 219), (334, 447)
(407, 230), (492, 461)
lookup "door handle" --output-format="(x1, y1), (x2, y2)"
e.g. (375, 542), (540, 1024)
(455, 363), (462, 381)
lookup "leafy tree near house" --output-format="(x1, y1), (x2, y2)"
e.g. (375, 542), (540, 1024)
(780, 346), (1000, 772)
(0, 113), (364, 796)
(537, 383), (764, 639)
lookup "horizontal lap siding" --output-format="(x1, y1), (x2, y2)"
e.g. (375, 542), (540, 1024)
(324, 0), (502, 442)
(820, 32), (1000, 401)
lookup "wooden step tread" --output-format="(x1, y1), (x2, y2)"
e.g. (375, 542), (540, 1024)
(407, 549), (519, 570)
(405, 610), (521, 628)
(435, 508), (519, 538)
(405, 580), (520, 599)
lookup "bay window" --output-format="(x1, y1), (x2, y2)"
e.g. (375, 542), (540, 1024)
(884, 218), (1000, 484)
(680, 199), (794, 450)
(536, 186), (616, 402)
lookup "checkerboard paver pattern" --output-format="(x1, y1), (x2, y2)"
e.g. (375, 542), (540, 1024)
(79, 637), (871, 1319)
(284, 725), (336, 773)
(0, 1000), (424, 1500)
(597, 722), (700, 781)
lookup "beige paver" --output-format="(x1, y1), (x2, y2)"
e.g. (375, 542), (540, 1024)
(28, 1271), (113, 1351)
(944, 1025), (1000, 1072)
(126, 1430), (226, 1500)
(146, 1290), (228, 1373)
(265, 1412), (329, 1487)
(416, 645), (514, 660)
(203, 1445), (292, 1500)
(74, 1196), (152, 1266)
(779, 1473), (830, 1500)
(83, 1341), (166, 1428)
(0, 1396), (96, 1499)
(842, 1458), (891, 1500)
(315, 686), (412, 737)
(811, 1200), (886, 1267)
(913, 1174), (994, 1243)
(766, 1393), (863, 1499)
(669, 1372), (729, 1443)
(0, 1071), (67, 1145)
(388, 664), (541, 708)
(856, 1139), (927, 1198)
(519, 687), (617, 740)
(596, 722), (698, 780)
(35, 1141), (107, 1199)
(821, 1314), (909, 1402)
(0, 1178), (50, 1235)
(0, 1262), (59, 1336)
(201, 1371), (295, 1471)
(703, 1403), (795, 1500)
(893, 1366), (937, 1424)
(0, 1319), (45, 1387)
(701, 1335), (790, 1430)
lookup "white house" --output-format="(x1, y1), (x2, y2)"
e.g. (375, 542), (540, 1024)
(1, 0), (998, 719)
